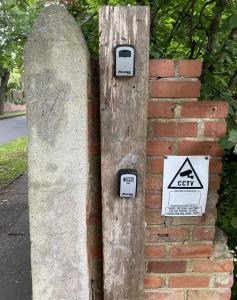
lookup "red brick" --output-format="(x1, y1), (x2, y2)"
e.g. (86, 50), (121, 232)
(91, 227), (102, 245)
(153, 122), (197, 137)
(180, 101), (229, 118)
(145, 191), (162, 208)
(146, 175), (163, 190)
(178, 141), (224, 156)
(144, 277), (165, 289)
(144, 276), (164, 288)
(89, 59), (100, 98)
(219, 291), (232, 300)
(89, 119), (100, 138)
(145, 210), (164, 225)
(168, 275), (209, 288)
(90, 245), (103, 258)
(94, 292), (103, 300)
(89, 138), (100, 155)
(209, 159), (222, 173)
(178, 60), (202, 77)
(147, 261), (187, 273)
(150, 158), (164, 174)
(192, 258), (233, 273)
(144, 291), (185, 300)
(150, 80), (201, 98)
(88, 101), (100, 119)
(149, 59), (175, 77)
(147, 141), (174, 155)
(89, 119), (100, 136)
(187, 290), (231, 300)
(88, 121), (93, 138)
(171, 244), (213, 257)
(88, 78), (92, 99)
(146, 227), (189, 242)
(214, 274), (234, 288)
(192, 226), (215, 241)
(148, 101), (175, 118)
(144, 245), (166, 258)
(88, 212), (101, 225)
(209, 174), (221, 190)
(204, 121), (227, 137)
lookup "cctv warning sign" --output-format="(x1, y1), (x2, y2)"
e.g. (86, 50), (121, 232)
(162, 156), (209, 216)
(168, 158), (203, 189)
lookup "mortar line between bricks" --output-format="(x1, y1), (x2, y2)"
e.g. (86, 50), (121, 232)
(148, 155), (222, 160)
(146, 172), (222, 175)
(148, 118), (226, 122)
(149, 77), (200, 81)
(174, 60), (179, 77)
(184, 289), (188, 300)
(148, 98), (199, 102)
(143, 287), (232, 290)
(147, 137), (220, 141)
(144, 259), (196, 263)
(146, 225), (217, 228)
(144, 286), (231, 289)
(144, 239), (214, 244)
(145, 272), (223, 276)
(146, 225), (217, 230)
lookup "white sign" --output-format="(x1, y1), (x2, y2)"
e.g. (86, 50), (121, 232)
(162, 156), (209, 216)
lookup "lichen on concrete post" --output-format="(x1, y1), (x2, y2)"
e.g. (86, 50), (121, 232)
(24, 5), (90, 299)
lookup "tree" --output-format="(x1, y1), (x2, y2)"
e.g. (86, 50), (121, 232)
(0, 0), (44, 114)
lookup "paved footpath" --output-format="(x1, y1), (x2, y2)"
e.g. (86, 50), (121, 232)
(0, 174), (31, 300)
(0, 116), (27, 144)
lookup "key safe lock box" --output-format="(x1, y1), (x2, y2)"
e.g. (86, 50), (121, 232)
(114, 45), (135, 77)
(118, 169), (138, 198)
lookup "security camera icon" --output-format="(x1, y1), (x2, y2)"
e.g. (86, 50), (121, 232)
(180, 169), (194, 179)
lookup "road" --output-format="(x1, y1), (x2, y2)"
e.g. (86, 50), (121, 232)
(0, 116), (27, 144)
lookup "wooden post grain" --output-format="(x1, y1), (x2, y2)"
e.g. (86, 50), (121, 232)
(99, 6), (150, 300)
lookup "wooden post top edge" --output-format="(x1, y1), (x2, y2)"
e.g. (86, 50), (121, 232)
(99, 5), (150, 13)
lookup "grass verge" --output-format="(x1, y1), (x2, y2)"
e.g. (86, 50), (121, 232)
(0, 136), (27, 188)
(0, 111), (26, 119)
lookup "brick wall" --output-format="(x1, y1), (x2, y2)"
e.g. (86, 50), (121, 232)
(4, 102), (26, 112)
(88, 58), (103, 299)
(145, 60), (233, 300)
(88, 59), (233, 300)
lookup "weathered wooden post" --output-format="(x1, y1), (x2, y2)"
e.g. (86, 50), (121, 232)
(24, 5), (90, 299)
(99, 6), (150, 300)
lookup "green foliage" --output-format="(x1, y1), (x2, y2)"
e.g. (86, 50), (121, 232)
(217, 154), (237, 298)
(0, 0), (44, 73)
(8, 97), (26, 105)
(8, 68), (22, 90)
(0, 0), (45, 112)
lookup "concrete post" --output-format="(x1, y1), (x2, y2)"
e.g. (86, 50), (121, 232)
(24, 5), (90, 299)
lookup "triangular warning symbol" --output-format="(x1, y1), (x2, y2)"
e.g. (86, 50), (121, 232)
(168, 158), (203, 189)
